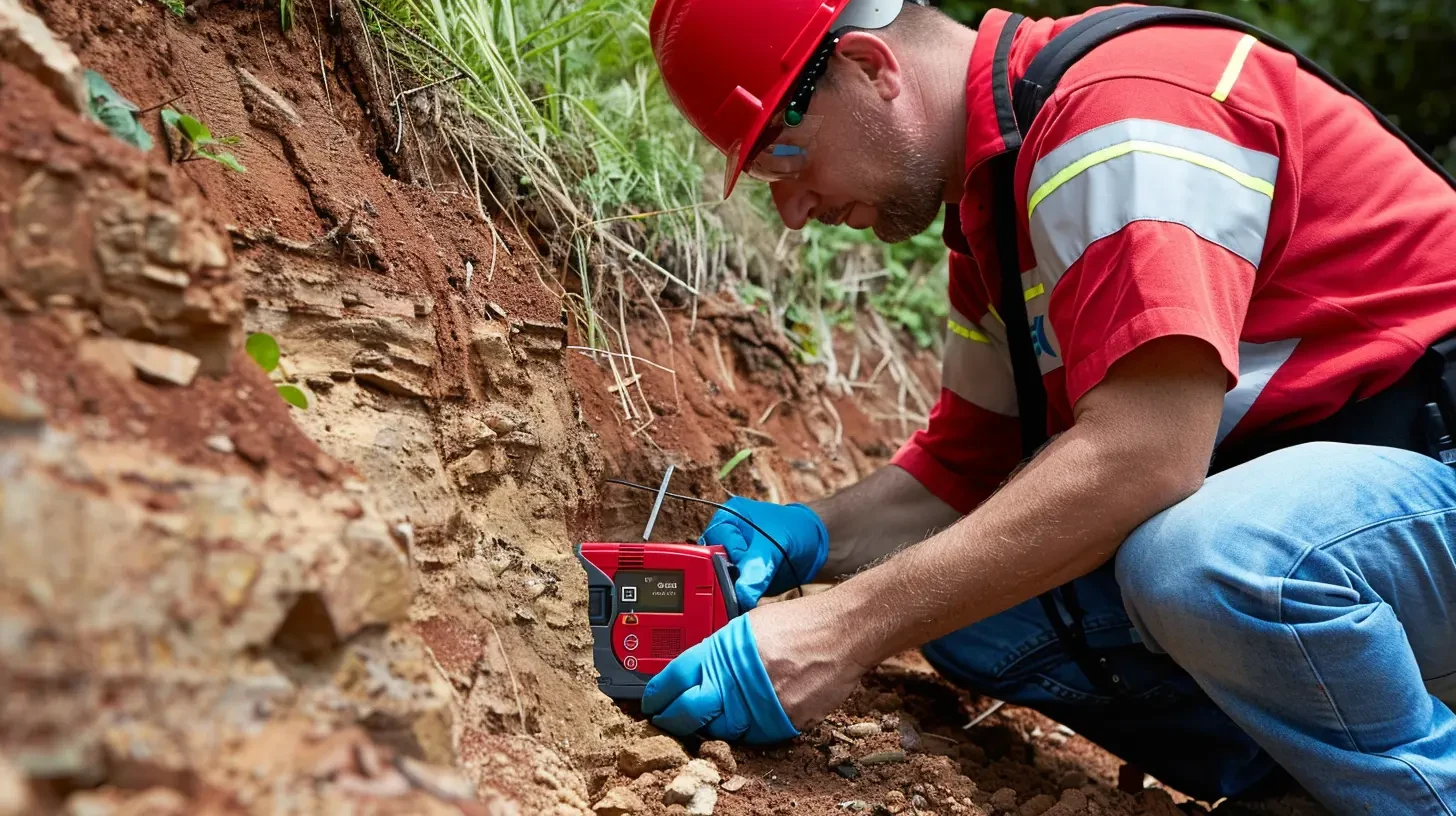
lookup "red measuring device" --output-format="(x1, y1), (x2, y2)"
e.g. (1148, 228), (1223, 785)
(576, 466), (741, 700)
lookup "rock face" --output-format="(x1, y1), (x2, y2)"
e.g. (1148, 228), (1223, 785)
(0, 15), (487, 814)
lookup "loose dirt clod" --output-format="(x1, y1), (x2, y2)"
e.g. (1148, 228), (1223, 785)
(593, 785), (645, 816)
(698, 740), (736, 775)
(618, 736), (690, 777)
(847, 722), (883, 738)
(991, 788), (1020, 813)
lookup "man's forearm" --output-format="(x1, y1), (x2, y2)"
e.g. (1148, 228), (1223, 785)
(830, 422), (1203, 666)
(809, 465), (961, 579)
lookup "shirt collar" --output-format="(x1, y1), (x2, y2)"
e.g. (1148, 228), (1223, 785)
(963, 9), (1029, 179)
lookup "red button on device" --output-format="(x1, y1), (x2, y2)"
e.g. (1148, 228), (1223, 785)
(624, 655), (638, 671)
(624, 634), (639, 651)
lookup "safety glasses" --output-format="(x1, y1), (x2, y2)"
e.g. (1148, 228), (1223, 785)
(744, 112), (825, 183)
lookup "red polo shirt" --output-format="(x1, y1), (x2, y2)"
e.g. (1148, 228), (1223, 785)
(892, 6), (1456, 514)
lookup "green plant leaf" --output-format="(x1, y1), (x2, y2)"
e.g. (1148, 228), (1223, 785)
(200, 149), (247, 173)
(245, 332), (280, 373)
(717, 448), (753, 480)
(158, 0), (185, 16)
(280, 0), (294, 31)
(175, 113), (213, 144)
(277, 384), (309, 409)
(85, 70), (153, 152)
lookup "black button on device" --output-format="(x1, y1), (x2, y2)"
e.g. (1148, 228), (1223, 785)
(589, 587), (610, 625)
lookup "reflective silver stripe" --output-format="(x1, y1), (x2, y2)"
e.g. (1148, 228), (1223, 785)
(1030, 119), (1278, 196)
(1216, 338), (1299, 444)
(1028, 120), (1278, 285)
(943, 306), (1018, 417)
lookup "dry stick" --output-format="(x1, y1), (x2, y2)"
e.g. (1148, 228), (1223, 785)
(617, 282), (652, 422)
(963, 699), (1006, 730)
(757, 398), (784, 426)
(565, 347), (678, 381)
(486, 620), (527, 734)
(307, 0), (333, 114)
(820, 394), (844, 453)
(710, 330), (735, 393)
(605, 352), (635, 421)
(257, 12), (278, 76)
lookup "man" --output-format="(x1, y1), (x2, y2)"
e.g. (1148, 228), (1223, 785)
(641, 0), (1456, 811)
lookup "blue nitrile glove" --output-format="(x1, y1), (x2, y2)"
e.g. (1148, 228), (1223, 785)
(700, 496), (828, 610)
(641, 614), (797, 744)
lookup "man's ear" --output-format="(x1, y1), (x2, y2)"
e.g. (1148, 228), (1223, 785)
(834, 31), (902, 101)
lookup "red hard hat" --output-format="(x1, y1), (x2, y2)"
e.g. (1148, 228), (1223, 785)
(650, 0), (909, 198)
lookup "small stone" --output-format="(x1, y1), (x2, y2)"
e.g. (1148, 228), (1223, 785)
(884, 790), (907, 814)
(1056, 771), (1087, 791)
(1046, 789), (1087, 815)
(618, 736), (690, 777)
(721, 775), (748, 793)
(897, 719), (922, 752)
(832, 764), (859, 780)
(990, 789), (1019, 813)
(118, 340), (200, 386)
(205, 434), (235, 454)
(305, 375), (335, 392)
(827, 743), (852, 768)
(1047, 733), (1069, 746)
(1019, 794), (1056, 816)
(593, 786), (646, 816)
(858, 750), (906, 766)
(630, 773), (657, 791)
(342, 291), (363, 307)
(414, 299), (434, 317)
(846, 723), (881, 738)
(485, 415), (518, 434)
(698, 740), (736, 775)
(141, 264), (190, 288)
(680, 759), (720, 786)
(664, 761), (718, 815)
(912, 794), (930, 811)
(0, 381), (46, 422)
(514, 607), (536, 623)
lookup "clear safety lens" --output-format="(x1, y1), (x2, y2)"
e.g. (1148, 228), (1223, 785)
(744, 114), (823, 183)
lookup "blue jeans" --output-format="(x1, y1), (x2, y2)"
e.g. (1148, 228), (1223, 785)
(922, 443), (1456, 814)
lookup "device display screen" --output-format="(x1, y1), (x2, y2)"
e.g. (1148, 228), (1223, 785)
(615, 569), (684, 613)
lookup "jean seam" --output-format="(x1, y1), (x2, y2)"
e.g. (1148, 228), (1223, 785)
(1373, 752), (1456, 816)
(1301, 504), (1456, 567)
(1282, 615), (1362, 754)
(991, 614), (1131, 678)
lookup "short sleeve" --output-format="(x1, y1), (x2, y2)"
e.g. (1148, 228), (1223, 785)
(891, 249), (1022, 514)
(1019, 75), (1284, 407)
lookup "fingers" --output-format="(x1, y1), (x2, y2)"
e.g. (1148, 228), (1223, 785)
(700, 518), (750, 554)
(650, 683), (723, 737)
(642, 644), (704, 715)
(733, 552), (776, 610)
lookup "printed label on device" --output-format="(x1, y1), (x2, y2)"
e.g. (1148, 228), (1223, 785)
(614, 569), (684, 613)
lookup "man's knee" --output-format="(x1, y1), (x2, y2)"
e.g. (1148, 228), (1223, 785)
(1117, 442), (1456, 651)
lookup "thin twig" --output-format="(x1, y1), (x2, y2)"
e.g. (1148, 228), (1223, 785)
(565, 346), (677, 377)
(137, 93), (186, 115)
(962, 699), (1006, 730)
(486, 620), (527, 734)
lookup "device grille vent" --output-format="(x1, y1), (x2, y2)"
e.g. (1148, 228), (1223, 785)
(617, 544), (645, 569)
(651, 628), (683, 658)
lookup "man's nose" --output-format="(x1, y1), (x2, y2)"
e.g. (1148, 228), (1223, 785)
(771, 182), (816, 230)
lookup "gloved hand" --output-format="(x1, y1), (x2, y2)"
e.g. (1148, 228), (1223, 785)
(701, 496), (828, 610)
(640, 614), (797, 744)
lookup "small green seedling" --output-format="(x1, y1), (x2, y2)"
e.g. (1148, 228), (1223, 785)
(280, 0), (294, 31)
(717, 448), (753, 480)
(157, 0), (186, 17)
(161, 108), (246, 172)
(245, 332), (309, 410)
(85, 70), (154, 152)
